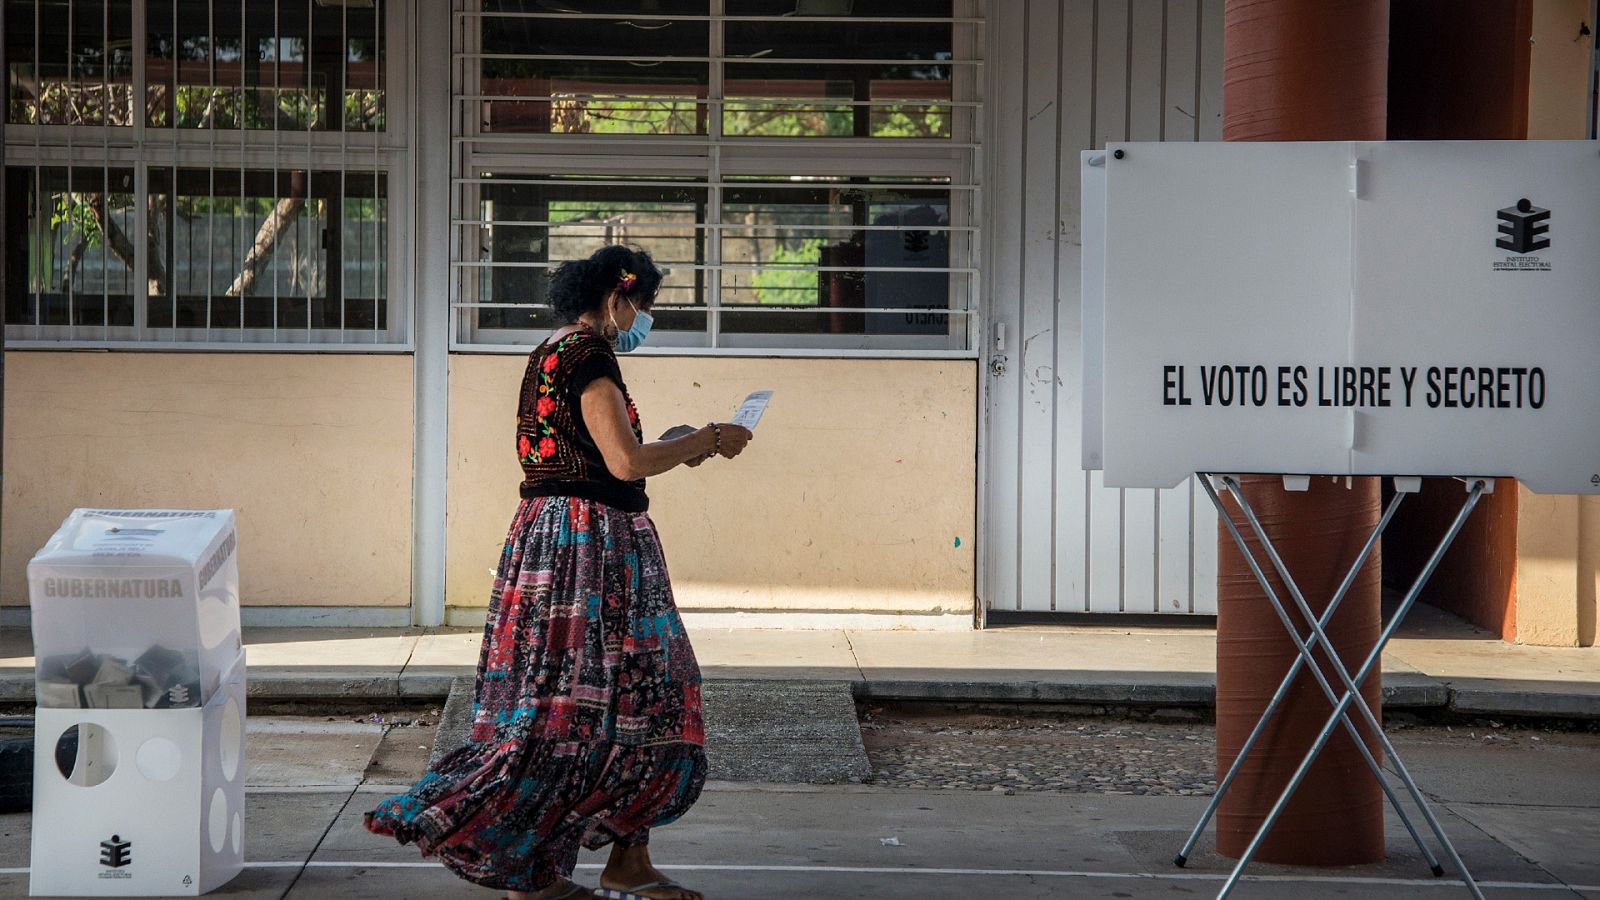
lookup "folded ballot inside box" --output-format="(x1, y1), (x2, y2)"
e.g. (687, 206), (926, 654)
(29, 510), (241, 710)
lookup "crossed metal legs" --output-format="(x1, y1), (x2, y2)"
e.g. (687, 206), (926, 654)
(1177, 474), (1489, 899)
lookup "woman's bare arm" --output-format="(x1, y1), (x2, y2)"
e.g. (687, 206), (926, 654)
(581, 378), (750, 481)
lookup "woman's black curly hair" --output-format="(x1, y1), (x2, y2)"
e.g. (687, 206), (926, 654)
(547, 245), (663, 323)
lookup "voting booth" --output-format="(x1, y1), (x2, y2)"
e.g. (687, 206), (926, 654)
(1081, 140), (1600, 899)
(28, 510), (246, 896)
(1082, 140), (1600, 494)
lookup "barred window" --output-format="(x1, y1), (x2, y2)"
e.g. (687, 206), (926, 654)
(452, 1), (981, 355)
(2, 0), (402, 348)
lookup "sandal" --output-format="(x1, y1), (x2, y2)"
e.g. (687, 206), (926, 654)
(594, 880), (696, 900)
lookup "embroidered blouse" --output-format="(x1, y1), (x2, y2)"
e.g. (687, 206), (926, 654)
(516, 330), (648, 512)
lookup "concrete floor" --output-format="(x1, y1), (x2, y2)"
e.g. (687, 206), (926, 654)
(3, 714), (1596, 899)
(6, 604), (1600, 717)
(4, 784), (1596, 899)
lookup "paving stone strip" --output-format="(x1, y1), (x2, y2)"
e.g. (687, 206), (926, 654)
(858, 707), (1600, 797)
(860, 708), (1219, 796)
(427, 677), (873, 785)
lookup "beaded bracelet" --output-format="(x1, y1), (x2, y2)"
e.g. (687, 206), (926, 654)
(710, 423), (723, 458)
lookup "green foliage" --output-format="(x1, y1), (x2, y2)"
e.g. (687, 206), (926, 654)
(560, 97), (699, 135)
(526, 95), (948, 139)
(51, 194), (104, 249)
(549, 201), (644, 224)
(751, 238), (825, 306)
(725, 104), (853, 138)
(871, 106), (950, 139)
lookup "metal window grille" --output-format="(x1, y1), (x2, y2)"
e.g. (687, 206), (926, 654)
(1, 0), (407, 350)
(450, 0), (984, 357)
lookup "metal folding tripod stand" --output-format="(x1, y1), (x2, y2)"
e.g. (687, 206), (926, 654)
(1175, 474), (1491, 899)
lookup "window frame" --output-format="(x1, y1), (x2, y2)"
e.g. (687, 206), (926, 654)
(1, 0), (413, 352)
(449, 0), (985, 359)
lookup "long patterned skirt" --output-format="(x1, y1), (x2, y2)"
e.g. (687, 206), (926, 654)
(365, 496), (707, 892)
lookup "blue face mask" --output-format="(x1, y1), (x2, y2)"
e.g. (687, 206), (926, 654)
(614, 307), (654, 353)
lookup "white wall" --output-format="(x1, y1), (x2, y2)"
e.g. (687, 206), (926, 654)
(983, 0), (1226, 614)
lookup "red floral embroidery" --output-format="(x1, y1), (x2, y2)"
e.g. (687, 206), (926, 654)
(518, 434), (533, 459)
(531, 342), (569, 465)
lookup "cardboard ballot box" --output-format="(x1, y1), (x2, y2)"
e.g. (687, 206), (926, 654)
(28, 510), (241, 710)
(30, 650), (246, 896)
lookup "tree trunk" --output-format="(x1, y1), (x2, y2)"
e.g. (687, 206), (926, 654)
(146, 195), (169, 297)
(60, 236), (88, 298)
(84, 193), (168, 297)
(88, 195), (138, 274)
(225, 196), (306, 298)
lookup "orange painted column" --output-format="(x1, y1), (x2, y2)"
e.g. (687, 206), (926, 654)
(1213, 0), (1389, 866)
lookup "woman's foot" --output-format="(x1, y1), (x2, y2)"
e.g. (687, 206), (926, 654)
(506, 878), (593, 900)
(599, 844), (702, 900)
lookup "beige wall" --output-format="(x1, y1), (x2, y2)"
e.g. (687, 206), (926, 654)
(1515, 488), (1600, 647)
(447, 356), (978, 620)
(1514, 3), (1597, 646)
(1582, 495), (1600, 647)
(1527, 0), (1595, 140)
(2, 352), (414, 609)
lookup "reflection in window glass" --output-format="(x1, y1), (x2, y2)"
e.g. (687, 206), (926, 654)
(454, 5), (978, 349)
(723, 12), (952, 61)
(471, 177), (705, 331)
(479, 61), (709, 136)
(470, 3), (959, 139)
(4, 0), (137, 126)
(722, 72), (953, 139)
(3, 167), (138, 327)
(720, 180), (952, 336)
(141, 168), (385, 331)
(721, 0), (954, 141)
(483, 0), (707, 14)
(477, 8), (710, 136)
(143, 0), (384, 131)
(724, 0), (952, 16)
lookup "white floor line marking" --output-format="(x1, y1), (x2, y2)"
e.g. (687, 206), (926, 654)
(4, 862), (1595, 892)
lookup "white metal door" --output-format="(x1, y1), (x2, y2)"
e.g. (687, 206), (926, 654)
(981, 0), (1224, 614)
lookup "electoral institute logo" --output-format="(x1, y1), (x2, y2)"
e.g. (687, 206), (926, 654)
(98, 834), (133, 879)
(99, 834), (131, 867)
(1493, 198), (1552, 272)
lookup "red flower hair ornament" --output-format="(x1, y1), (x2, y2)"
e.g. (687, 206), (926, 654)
(617, 269), (638, 293)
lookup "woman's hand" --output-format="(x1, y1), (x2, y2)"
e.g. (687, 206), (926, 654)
(585, 389), (756, 478)
(683, 423), (751, 466)
(714, 424), (753, 459)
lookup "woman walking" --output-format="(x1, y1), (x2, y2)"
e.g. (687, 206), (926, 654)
(367, 245), (752, 900)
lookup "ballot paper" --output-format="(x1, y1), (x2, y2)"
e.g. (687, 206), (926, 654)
(657, 390), (773, 440)
(730, 390), (773, 430)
